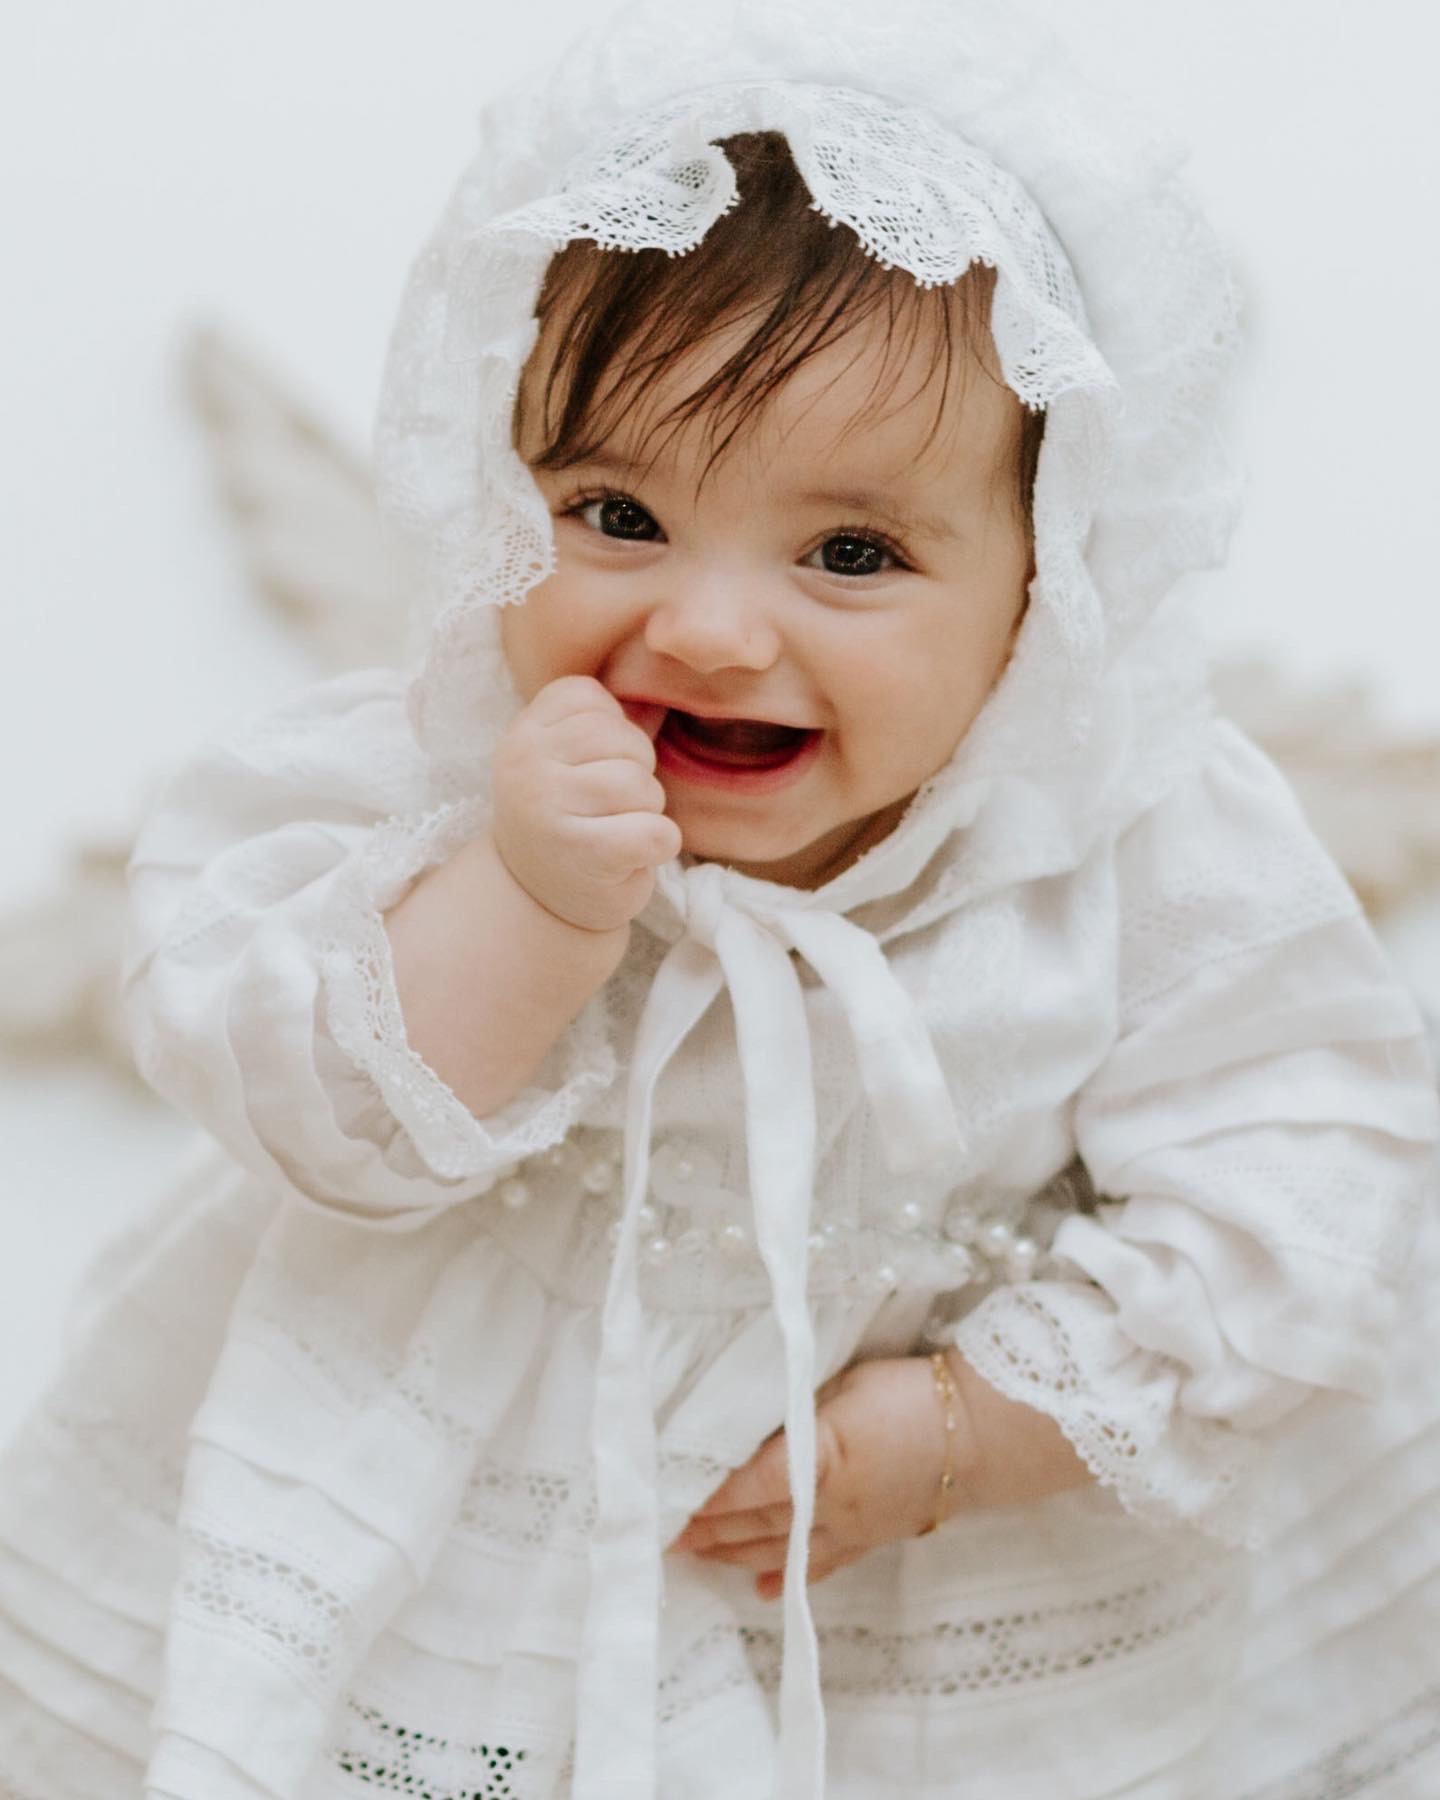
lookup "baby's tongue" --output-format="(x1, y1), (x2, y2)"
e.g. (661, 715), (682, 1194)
(667, 710), (808, 767)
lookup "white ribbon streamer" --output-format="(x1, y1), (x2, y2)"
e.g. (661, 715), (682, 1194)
(573, 863), (963, 1799)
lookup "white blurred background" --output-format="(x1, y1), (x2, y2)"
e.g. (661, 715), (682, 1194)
(2, 0), (1438, 1433)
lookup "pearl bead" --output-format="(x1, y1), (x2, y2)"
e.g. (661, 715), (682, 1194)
(943, 1206), (980, 1245)
(894, 1200), (925, 1233)
(635, 1202), (659, 1235)
(498, 1177), (531, 1211)
(670, 1155), (696, 1183)
(582, 1158), (617, 1196)
(642, 1235), (673, 1267)
(872, 1264), (898, 1292)
(717, 1223), (751, 1259)
(978, 1217), (1015, 1261)
(1005, 1236), (1039, 1283)
(543, 1142), (576, 1171)
(808, 1230), (831, 1258)
(943, 1242), (976, 1284)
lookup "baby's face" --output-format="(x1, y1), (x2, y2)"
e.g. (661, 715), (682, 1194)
(504, 305), (1032, 888)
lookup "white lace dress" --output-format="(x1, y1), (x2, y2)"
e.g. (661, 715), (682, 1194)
(6, 4), (1440, 1793)
(0, 670), (1435, 1800)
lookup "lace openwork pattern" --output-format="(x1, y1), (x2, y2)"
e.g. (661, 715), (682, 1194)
(333, 1700), (552, 1800)
(952, 1280), (1265, 1547)
(173, 1522), (367, 1702)
(455, 1457), (596, 1556)
(318, 805), (616, 1187)
(654, 1553), (1232, 1727)
(455, 1445), (732, 1557)
(1238, 1682), (1440, 1800)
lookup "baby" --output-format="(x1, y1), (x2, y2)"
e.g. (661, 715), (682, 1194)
(387, 135), (1090, 1602)
(1, 5), (1436, 1799)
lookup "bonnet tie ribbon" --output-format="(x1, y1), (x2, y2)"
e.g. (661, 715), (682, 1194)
(573, 862), (962, 1800)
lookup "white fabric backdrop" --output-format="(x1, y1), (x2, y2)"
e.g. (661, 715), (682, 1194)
(1, 0), (1437, 1433)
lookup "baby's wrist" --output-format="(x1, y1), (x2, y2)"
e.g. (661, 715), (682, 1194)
(480, 833), (631, 962)
(917, 1349), (963, 1535)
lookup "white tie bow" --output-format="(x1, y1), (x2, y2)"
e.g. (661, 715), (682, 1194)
(574, 860), (963, 1799)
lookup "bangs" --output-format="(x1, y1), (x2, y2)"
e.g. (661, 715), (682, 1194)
(515, 131), (1044, 515)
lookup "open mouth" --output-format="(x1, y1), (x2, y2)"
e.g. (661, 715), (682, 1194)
(655, 709), (822, 789)
(661, 711), (813, 768)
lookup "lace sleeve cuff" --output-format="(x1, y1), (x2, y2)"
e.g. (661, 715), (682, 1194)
(316, 804), (617, 1192)
(947, 1278), (1282, 1548)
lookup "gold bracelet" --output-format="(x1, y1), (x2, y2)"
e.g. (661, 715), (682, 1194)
(920, 1349), (960, 1536)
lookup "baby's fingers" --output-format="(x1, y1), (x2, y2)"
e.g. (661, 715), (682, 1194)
(756, 1542), (865, 1602)
(694, 1431), (791, 1515)
(685, 1534), (790, 1575)
(574, 811), (682, 875)
(563, 758), (669, 818)
(672, 1497), (793, 1552)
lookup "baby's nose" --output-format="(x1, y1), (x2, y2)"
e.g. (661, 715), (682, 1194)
(643, 578), (782, 673)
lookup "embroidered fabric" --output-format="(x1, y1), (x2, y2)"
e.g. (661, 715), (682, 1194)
(951, 1280), (1267, 1545)
(1237, 1684), (1440, 1800)
(319, 802), (616, 1186)
(18, 3), (1427, 1797)
(661, 1551), (1236, 1712)
(173, 1523), (363, 1702)
(332, 1701), (549, 1800)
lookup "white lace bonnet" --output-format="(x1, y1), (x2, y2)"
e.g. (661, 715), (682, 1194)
(374, 0), (1240, 864)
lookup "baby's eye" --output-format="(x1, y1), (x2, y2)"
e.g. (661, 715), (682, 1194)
(576, 494), (662, 541)
(805, 532), (903, 578)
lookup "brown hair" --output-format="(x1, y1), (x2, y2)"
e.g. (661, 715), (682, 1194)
(514, 131), (1045, 520)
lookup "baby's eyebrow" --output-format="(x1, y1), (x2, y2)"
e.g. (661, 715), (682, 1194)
(789, 488), (965, 544)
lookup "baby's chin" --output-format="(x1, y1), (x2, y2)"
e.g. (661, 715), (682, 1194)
(679, 801), (912, 891)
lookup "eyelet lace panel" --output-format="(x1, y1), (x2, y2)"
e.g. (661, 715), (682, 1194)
(652, 1550), (1234, 1726)
(173, 1522), (370, 1705)
(455, 1446), (732, 1559)
(453, 1460), (595, 1558)
(1236, 1681), (1440, 1800)
(332, 1698), (557, 1800)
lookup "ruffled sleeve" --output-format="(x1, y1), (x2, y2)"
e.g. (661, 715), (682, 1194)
(122, 669), (615, 1225)
(950, 722), (1440, 1546)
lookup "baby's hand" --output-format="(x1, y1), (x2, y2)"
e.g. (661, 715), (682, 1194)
(492, 676), (682, 932)
(670, 1352), (1092, 1599)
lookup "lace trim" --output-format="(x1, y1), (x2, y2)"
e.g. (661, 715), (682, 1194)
(654, 1552), (1232, 1725)
(319, 806), (616, 1185)
(173, 1520), (369, 1706)
(455, 1446), (732, 1557)
(1164, 1154), (1422, 1278)
(1116, 818), (1361, 1017)
(952, 1282), (1266, 1548)
(1238, 1682), (1440, 1800)
(455, 1457), (596, 1556)
(332, 1698), (563, 1799)
(245, 1279), (484, 1455)
(37, 1404), (187, 1514)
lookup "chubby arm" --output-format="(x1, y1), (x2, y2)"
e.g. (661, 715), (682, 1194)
(950, 728), (1439, 1546)
(672, 1351), (1093, 1598)
(124, 670), (674, 1221)
(385, 677), (678, 1117)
